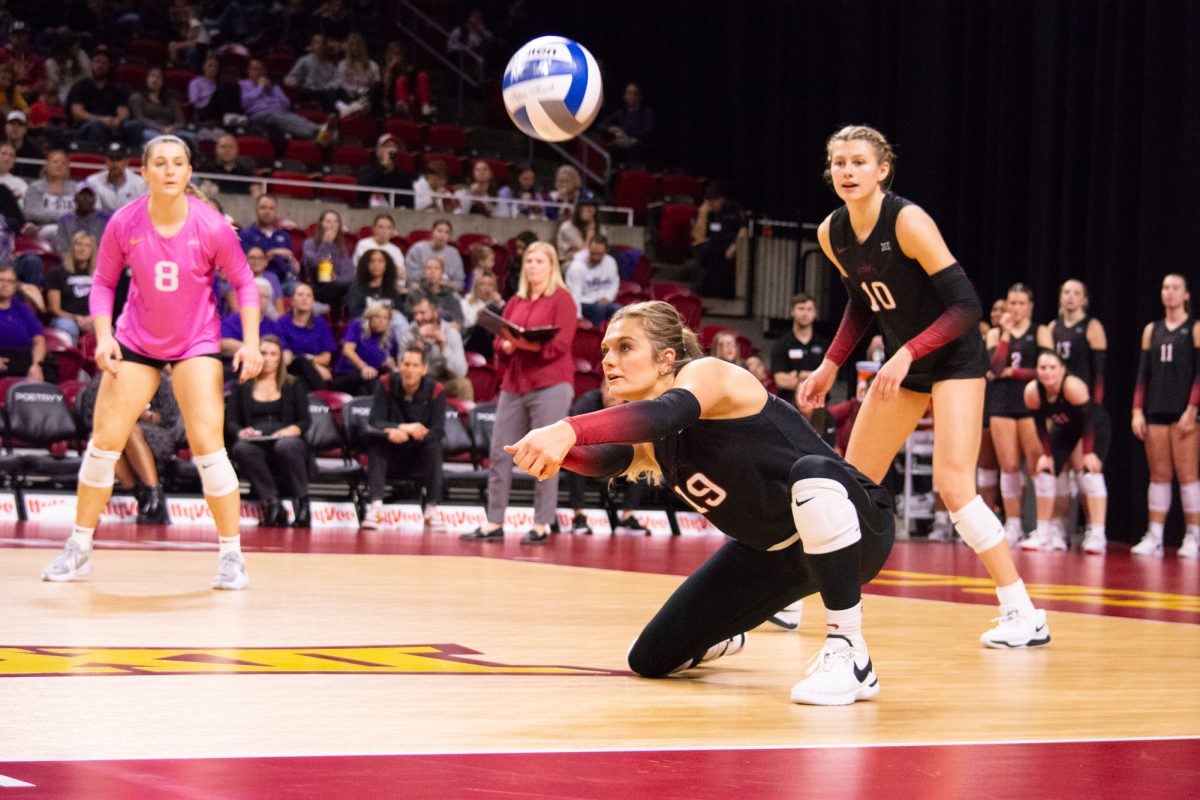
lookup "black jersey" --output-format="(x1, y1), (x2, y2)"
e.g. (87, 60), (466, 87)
(1052, 315), (1094, 387)
(990, 324), (1038, 414)
(828, 192), (988, 381)
(1147, 318), (1197, 416)
(652, 394), (891, 551)
(1035, 380), (1087, 433)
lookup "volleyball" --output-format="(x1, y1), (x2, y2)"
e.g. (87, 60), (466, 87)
(502, 36), (603, 142)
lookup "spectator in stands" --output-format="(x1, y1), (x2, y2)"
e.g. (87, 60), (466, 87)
(66, 47), (141, 148)
(460, 242), (577, 544)
(1, 21), (45, 98)
(446, 8), (495, 70)
(710, 330), (744, 366)
(357, 134), (412, 208)
(0, 264), (46, 382)
(221, 278), (281, 370)
(565, 234), (620, 325)
(350, 213), (402, 264)
(239, 193), (300, 295)
(345, 247), (408, 320)
(129, 67), (199, 154)
(360, 345), (446, 530)
(412, 256), (464, 327)
(77, 367), (176, 525)
(277, 282), (336, 390)
(546, 164), (581, 221)
(27, 82), (65, 130)
(0, 62), (28, 116)
(770, 292), (830, 407)
(166, 3), (210, 71)
(692, 181), (748, 299)
(382, 41), (432, 119)
(556, 190), (605, 264)
(240, 58), (334, 146)
(412, 159), (455, 213)
(284, 34), (342, 114)
(744, 354), (776, 393)
(5, 110), (42, 175)
(398, 294), (471, 400)
(404, 218), (465, 291)
(53, 185), (109, 254)
(83, 142), (147, 212)
(313, 0), (352, 40)
(22, 148), (76, 239)
(601, 82), (655, 167)
(45, 230), (96, 343)
(189, 53), (244, 130)
(301, 209), (354, 309)
(0, 141), (27, 202)
(337, 33), (379, 117)
(454, 159), (499, 217)
(43, 29), (91, 105)
(332, 299), (398, 395)
(225, 246), (283, 315)
(227, 334), (314, 528)
(460, 265), (503, 358)
(505, 230), (539, 298)
(498, 163), (546, 219)
(197, 133), (255, 196)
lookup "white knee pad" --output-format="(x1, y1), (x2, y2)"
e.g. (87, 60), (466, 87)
(1080, 472), (1107, 498)
(1182, 481), (1200, 514)
(1056, 471), (1071, 496)
(193, 448), (240, 497)
(1034, 472), (1058, 500)
(1148, 482), (1173, 514)
(1000, 471), (1024, 500)
(78, 441), (122, 489)
(949, 495), (1005, 553)
(790, 478), (862, 555)
(977, 468), (998, 489)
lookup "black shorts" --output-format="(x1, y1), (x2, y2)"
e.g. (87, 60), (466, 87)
(1050, 406), (1111, 473)
(1146, 409), (1197, 426)
(987, 378), (1031, 419)
(900, 341), (990, 393)
(120, 342), (222, 370)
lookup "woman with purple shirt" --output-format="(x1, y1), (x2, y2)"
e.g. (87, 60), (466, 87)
(332, 300), (398, 395)
(278, 283), (336, 390)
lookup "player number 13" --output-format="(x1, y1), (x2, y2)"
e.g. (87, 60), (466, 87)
(154, 260), (179, 292)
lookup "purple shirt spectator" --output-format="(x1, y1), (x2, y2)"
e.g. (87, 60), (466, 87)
(220, 312), (281, 342)
(276, 314), (336, 358)
(237, 79), (292, 117)
(334, 319), (397, 374)
(0, 297), (42, 349)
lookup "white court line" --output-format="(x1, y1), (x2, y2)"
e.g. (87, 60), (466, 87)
(5, 734), (1197, 763)
(0, 774), (35, 787)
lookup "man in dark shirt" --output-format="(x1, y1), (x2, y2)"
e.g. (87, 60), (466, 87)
(356, 133), (413, 208)
(691, 181), (747, 299)
(770, 293), (831, 406)
(5, 110), (44, 177)
(199, 134), (256, 196)
(238, 193), (299, 293)
(600, 82), (655, 167)
(66, 48), (142, 147)
(361, 346), (447, 530)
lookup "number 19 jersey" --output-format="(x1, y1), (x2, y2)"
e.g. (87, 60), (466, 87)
(91, 195), (259, 361)
(828, 192), (987, 388)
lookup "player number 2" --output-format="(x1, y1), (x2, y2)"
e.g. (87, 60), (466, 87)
(154, 261), (179, 292)
(673, 472), (728, 515)
(860, 281), (896, 311)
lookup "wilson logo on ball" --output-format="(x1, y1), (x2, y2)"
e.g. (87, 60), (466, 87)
(502, 36), (603, 142)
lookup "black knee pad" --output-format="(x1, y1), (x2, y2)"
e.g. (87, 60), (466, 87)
(789, 454), (854, 491)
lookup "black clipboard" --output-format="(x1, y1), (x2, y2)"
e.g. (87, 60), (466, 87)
(477, 307), (559, 343)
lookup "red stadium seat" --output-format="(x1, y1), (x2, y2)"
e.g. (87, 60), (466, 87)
(114, 63), (149, 91)
(466, 362), (498, 403)
(265, 52), (296, 78)
(406, 229), (432, 244)
(650, 282), (692, 300)
(455, 233), (494, 256)
(657, 203), (697, 264)
(319, 174), (358, 203)
(572, 327), (604, 371)
(661, 173), (704, 203)
(270, 171), (317, 199)
(699, 325), (732, 351)
(383, 118), (424, 148)
(235, 136), (275, 164)
(164, 69), (197, 93)
(426, 123), (468, 152)
(662, 291), (703, 331)
(574, 367), (602, 397)
(43, 337), (85, 382)
(283, 139), (323, 167)
(331, 144), (372, 168)
(338, 115), (377, 144)
(478, 157), (510, 182)
(126, 38), (167, 66)
(67, 153), (106, 181)
(297, 109), (329, 125)
(614, 170), (660, 223)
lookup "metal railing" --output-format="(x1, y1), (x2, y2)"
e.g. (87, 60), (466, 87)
(395, 0), (485, 119)
(540, 133), (613, 191)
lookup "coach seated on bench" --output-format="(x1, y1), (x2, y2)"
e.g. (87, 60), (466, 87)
(360, 346), (446, 531)
(226, 335), (314, 528)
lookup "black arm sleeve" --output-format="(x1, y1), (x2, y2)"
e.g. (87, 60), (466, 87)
(1090, 348), (1106, 405)
(904, 263), (983, 360)
(563, 444), (636, 477)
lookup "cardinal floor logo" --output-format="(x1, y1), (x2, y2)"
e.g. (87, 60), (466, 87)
(0, 645), (630, 678)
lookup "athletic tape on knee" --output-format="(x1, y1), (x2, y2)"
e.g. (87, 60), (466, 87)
(1034, 472), (1058, 499)
(1000, 471), (1024, 500)
(977, 468), (998, 489)
(1181, 481), (1200, 514)
(1148, 482), (1173, 514)
(1056, 471), (1071, 495)
(78, 441), (122, 488)
(949, 495), (1005, 553)
(193, 448), (240, 497)
(790, 478), (862, 555)
(1081, 472), (1107, 498)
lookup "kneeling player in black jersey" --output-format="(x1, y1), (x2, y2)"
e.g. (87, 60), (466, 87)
(506, 302), (894, 706)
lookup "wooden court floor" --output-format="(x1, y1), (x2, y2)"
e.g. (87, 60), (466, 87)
(1, 522), (1198, 798)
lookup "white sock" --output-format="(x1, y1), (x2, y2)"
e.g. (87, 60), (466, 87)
(825, 601), (865, 651)
(1148, 521), (1165, 541)
(218, 535), (241, 556)
(1187, 524), (1200, 540)
(1035, 520), (1049, 540)
(1087, 523), (1106, 538)
(996, 579), (1036, 615)
(70, 525), (95, 551)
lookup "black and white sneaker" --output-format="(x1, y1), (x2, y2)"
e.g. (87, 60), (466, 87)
(763, 601), (803, 631)
(571, 513), (593, 535)
(615, 514), (650, 536)
(790, 634), (879, 705)
(460, 526), (504, 542)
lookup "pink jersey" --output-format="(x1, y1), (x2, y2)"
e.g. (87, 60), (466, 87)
(91, 195), (259, 360)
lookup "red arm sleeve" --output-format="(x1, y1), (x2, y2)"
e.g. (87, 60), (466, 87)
(825, 288), (874, 367)
(1190, 338), (1200, 406)
(566, 388), (702, 445)
(902, 264), (983, 361)
(1132, 348), (1149, 410)
(989, 337), (1010, 376)
(563, 444), (635, 478)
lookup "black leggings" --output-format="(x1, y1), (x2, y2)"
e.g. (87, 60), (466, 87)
(628, 455), (894, 678)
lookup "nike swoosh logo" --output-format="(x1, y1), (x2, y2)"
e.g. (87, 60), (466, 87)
(130, 238), (142, 244)
(853, 658), (873, 683)
(795, 498), (813, 508)
(836, 247), (847, 254)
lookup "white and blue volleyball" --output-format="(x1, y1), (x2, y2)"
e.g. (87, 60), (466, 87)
(502, 36), (603, 142)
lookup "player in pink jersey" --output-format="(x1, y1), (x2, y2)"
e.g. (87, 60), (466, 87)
(43, 135), (264, 590)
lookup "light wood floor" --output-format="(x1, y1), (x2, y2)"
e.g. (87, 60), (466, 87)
(1, 549), (1196, 761)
